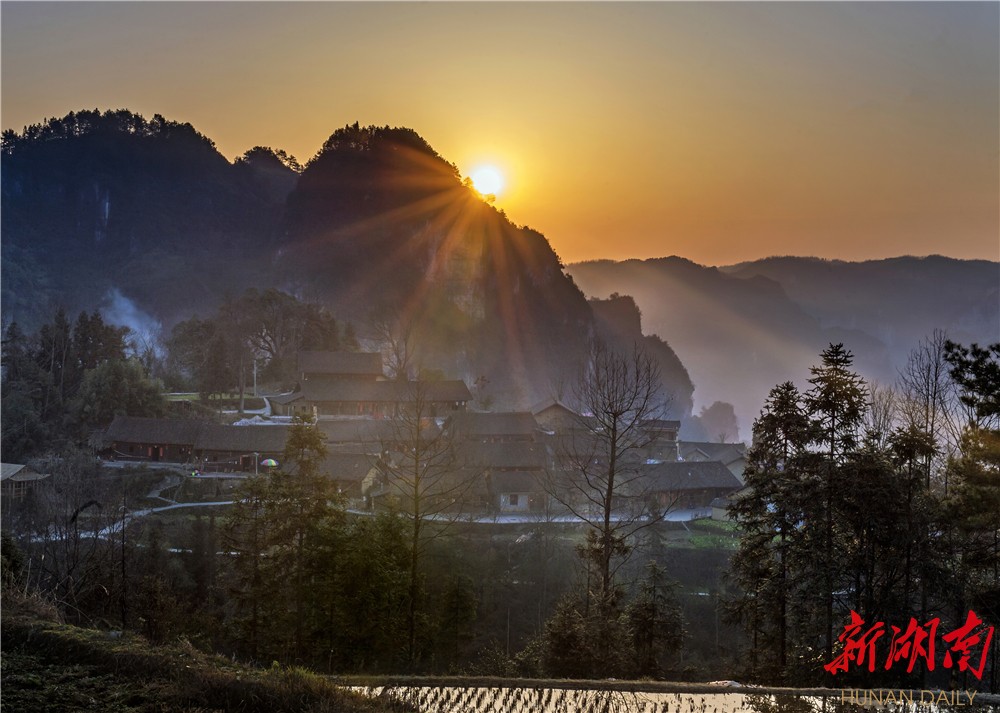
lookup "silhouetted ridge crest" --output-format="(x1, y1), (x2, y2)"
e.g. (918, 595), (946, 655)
(2, 108), (216, 155)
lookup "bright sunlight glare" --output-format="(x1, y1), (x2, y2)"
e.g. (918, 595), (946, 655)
(469, 165), (504, 197)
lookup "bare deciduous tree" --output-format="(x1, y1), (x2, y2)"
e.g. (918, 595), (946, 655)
(547, 341), (673, 630)
(864, 380), (898, 450)
(897, 329), (960, 485)
(372, 381), (477, 667)
(368, 308), (414, 381)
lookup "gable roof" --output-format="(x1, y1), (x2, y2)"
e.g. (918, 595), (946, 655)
(460, 441), (549, 470)
(269, 391), (304, 406)
(103, 416), (293, 454)
(531, 398), (578, 416)
(643, 461), (743, 492)
(448, 411), (540, 439)
(642, 419), (681, 434)
(317, 419), (397, 444)
(490, 470), (542, 494)
(301, 379), (472, 404)
(193, 424), (291, 453)
(379, 465), (489, 500)
(318, 453), (373, 482)
(1, 463), (49, 482)
(678, 441), (747, 464)
(320, 417), (441, 442)
(104, 415), (203, 446)
(298, 351), (383, 377)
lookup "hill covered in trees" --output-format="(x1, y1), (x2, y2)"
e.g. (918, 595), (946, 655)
(1, 110), (693, 415)
(1, 110), (296, 328)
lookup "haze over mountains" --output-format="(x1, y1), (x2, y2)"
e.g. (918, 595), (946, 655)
(3, 109), (996, 437)
(568, 256), (999, 439)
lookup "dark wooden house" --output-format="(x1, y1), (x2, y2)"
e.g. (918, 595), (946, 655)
(103, 416), (202, 462)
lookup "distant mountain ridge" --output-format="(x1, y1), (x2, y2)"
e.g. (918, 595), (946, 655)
(722, 255), (998, 353)
(567, 255), (998, 440)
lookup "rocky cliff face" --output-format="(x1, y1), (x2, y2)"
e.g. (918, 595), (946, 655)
(589, 294), (695, 421)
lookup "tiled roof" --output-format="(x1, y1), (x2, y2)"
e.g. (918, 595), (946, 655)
(641, 419), (682, 432)
(490, 470), (542, 494)
(380, 466), (489, 499)
(104, 415), (203, 446)
(316, 419), (397, 444)
(298, 351), (383, 376)
(301, 379), (472, 404)
(317, 418), (441, 444)
(318, 453), (374, 482)
(643, 461), (743, 492)
(269, 392), (303, 406)
(0, 463), (49, 482)
(530, 399), (578, 416)
(679, 442), (747, 464)
(103, 416), (294, 454)
(193, 424), (291, 453)
(448, 411), (540, 439)
(460, 441), (549, 470)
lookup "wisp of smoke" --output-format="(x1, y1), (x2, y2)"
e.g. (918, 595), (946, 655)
(101, 288), (163, 357)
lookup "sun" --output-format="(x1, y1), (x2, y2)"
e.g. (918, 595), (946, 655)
(469, 165), (505, 197)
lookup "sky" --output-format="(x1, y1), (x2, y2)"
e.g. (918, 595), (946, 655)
(2, 1), (997, 266)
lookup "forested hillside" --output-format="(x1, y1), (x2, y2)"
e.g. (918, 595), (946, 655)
(1, 110), (693, 413)
(1, 110), (295, 328)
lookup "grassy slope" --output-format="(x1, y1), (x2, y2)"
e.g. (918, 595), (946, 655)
(1, 599), (410, 713)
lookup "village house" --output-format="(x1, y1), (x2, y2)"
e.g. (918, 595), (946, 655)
(273, 379), (472, 419)
(642, 461), (743, 512)
(447, 411), (541, 443)
(102, 416), (287, 472)
(98, 400), (742, 521)
(678, 441), (748, 483)
(315, 419), (398, 453)
(272, 351), (383, 417)
(640, 419), (681, 462)
(103, 416), (202, 462)
(531, 399), (581, 432)
(1, 463), (50, 503)
(296, 351), (384, 382)
(193, 424), (289, 472)
(315, 452), (376, 500)
(459, 437), (551, 514)
(272, 351), (472, 419)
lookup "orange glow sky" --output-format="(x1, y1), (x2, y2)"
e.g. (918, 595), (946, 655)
(2, 2), (997, 265)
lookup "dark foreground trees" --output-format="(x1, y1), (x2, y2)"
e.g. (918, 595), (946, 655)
(2, 311), (165, 462)
(730, 341), (999, 690)
(221, 413), (478, 672)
